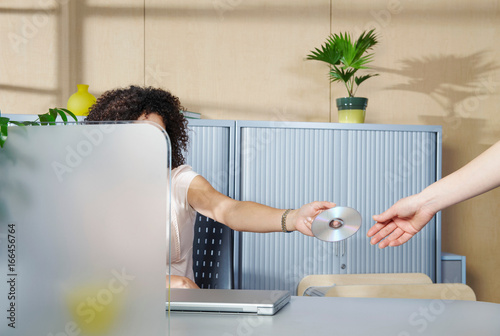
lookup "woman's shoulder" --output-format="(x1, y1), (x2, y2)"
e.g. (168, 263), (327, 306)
(172, 165), (199, 180)
(173, 164), (193, 173)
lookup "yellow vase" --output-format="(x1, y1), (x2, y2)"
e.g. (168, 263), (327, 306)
(67, 84), (96, 116)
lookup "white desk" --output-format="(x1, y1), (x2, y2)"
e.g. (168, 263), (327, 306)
(169, 296), (500, 335)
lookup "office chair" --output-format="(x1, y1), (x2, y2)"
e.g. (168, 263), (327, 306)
(324, 283), (476, 301)
(192, 213), (234, 289)
(297, 273), (433, 296)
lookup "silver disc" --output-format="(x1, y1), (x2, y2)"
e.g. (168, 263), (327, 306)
(311, 207), (362, 242)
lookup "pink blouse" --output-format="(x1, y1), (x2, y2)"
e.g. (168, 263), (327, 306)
(167, 165), (199, 281)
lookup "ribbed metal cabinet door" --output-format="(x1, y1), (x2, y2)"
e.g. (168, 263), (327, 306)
(236, 122), (440, 292)
(185, 120), (235, 288)
(185, 120), (234, 197)
(342, 129), (438, 278)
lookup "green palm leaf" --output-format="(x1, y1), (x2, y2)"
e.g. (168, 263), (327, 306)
(350, 53), (376, 69)
(330, 66), (356, 83)
(306, 37), (342, 66)
(355, 74), (379, 86)
(354, 29), (378, 60)
(333, 32), (358, 67)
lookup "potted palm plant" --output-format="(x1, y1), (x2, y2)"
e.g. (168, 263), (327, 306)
(307, 29), (379, 123)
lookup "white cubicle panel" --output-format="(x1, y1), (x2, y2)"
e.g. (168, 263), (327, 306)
(0, 123), (170, 336)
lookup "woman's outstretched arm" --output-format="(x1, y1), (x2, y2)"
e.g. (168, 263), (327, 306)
(187, 175), (336, 236)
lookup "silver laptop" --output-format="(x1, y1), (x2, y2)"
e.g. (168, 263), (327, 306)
(167, 288), (291, 315)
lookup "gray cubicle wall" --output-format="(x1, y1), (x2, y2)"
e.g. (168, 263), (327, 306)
(185, 120), (235, 197)
(235, 121), (442, 292)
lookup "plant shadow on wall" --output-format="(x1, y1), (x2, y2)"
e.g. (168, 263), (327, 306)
(376, 52), (500, 263)
(376, 52), (499, 145)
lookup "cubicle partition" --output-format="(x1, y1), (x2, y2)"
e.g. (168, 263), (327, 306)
(0, 122), (171, 335)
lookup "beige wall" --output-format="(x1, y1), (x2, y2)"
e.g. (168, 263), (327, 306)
(1, 0), (499, 302)
(145, 0), (331, 121)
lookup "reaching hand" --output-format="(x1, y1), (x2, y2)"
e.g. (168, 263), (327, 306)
(367, 195), (437, 248)
(291, 201), (337, 236)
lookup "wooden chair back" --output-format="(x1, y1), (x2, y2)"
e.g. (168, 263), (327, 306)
(297, 273), (433, 296)
(325, 283), (476, 301)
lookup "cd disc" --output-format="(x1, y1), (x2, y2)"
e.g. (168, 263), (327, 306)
(311, 207), (362, 242)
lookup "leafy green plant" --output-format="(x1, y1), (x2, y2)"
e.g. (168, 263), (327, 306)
(0, 108), (78, 148)
(307, 29), (379, 97)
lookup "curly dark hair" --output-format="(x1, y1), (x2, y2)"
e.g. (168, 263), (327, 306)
(85, 85), (189, 168)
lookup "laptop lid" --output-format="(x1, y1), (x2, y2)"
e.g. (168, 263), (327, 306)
(0, 122), (170, 336)
(167, 289), (290, 315)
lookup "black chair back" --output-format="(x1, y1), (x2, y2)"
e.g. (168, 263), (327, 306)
(192, 214), (234, 289)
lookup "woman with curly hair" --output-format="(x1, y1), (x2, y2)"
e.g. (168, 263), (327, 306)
(86, 86), (336, 289)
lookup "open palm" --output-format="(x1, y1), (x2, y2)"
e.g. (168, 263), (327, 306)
(367, 196), (436, 248)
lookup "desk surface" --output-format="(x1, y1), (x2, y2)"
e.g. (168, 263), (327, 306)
(169, 296), (500, 335)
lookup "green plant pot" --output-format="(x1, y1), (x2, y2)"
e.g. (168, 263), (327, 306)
(336, 97), (368, 123)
